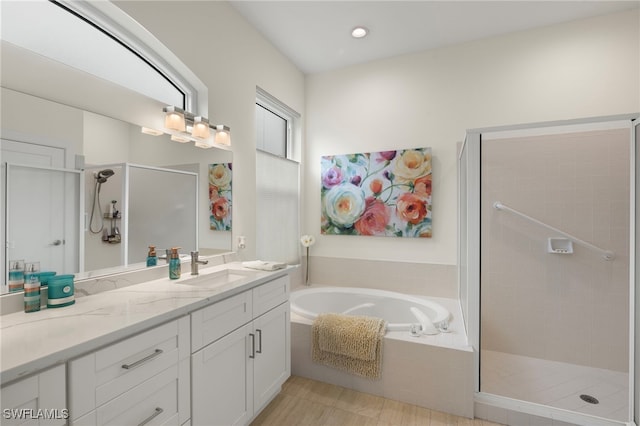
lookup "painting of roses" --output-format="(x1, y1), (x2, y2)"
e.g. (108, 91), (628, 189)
(209, 163), (232, 231)
(321, 148), (432, 238)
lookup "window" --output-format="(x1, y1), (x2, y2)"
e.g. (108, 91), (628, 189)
(2, 0), (207, 114)
(255, 87), (298, 159)
(256, 105), (287, 158)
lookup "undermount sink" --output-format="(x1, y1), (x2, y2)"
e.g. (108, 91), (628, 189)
(174, 268), (256, 287)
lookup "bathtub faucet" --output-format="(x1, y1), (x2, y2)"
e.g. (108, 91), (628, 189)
(190, 251), (208, 275)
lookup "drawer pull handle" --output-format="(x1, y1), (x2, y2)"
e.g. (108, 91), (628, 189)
(138, 407), (163, 426)
(122, 349), (163, 370)
(256, 329), (263, 354)
(249, 333), (255, 359)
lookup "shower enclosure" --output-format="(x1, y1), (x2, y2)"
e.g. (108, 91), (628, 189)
(84, 163), (198, 272)
(459, 114), (638, 425)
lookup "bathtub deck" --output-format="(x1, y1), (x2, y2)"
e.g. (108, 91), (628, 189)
(291, 296), (474, 418)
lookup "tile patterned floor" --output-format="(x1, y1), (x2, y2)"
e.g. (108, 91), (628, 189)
(481, 350), (629, 422)
(251, 375), (504, 426)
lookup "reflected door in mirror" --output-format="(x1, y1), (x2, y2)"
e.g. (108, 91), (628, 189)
(1, 140), (79, 293)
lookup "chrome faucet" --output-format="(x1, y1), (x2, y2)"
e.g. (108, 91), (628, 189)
(190, 251), (208, 275)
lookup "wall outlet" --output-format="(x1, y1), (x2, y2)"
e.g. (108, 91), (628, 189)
(238, 236), (246, 250)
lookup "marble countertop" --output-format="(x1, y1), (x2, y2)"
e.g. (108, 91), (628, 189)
(0, 262), (290, 385)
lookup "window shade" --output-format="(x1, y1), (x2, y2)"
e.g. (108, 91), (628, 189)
(255, 151), (299, 264)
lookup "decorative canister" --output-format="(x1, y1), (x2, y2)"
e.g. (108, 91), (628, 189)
(47, 275), (75, 308)
(39, 271), (57, 286)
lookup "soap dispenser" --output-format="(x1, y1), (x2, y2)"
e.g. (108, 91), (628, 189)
(169, 248), (181, 280)
(147, 245), (157, 267)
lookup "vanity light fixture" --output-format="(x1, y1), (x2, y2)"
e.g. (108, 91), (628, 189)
(164, 106), (186, 132)
(159, 106), (231, 149)
(141, 127), (164, 136)
(351, 26), (369, 39)
(214, 125), (231, 146)
(170, 134), (191, 143)
(191, 116), (211, 139)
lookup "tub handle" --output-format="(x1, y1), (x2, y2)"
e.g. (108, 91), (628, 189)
(256, 329), (263, 354)
(249, 333), (256, 359)
(409, 307), (439, 335)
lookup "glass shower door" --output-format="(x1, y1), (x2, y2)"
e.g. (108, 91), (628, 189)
(479, 123), (632, 423)
(126, 164), (198, 264)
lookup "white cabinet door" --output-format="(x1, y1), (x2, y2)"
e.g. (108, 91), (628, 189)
(191, 323), (253, 426)
(252, 302), (290, 413)
(0, 364), (67, 426)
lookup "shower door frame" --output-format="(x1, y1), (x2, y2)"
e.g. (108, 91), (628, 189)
(461, 113), (639, 426)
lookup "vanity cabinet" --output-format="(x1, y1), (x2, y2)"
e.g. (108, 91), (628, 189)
(0, 364), (66, 426)
(68, 317), (190, 426)
(191, 275), (290, 426)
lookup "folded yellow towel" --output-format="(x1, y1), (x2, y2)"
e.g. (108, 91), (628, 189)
(316, 313), (383, 361)
(312, 313), (386, 379)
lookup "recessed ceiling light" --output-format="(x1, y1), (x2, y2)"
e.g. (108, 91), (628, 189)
(351, 26), (368, 39)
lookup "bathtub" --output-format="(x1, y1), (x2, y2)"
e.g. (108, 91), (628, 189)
(290, 286), (450, 333)
(289, 286), (474, 418)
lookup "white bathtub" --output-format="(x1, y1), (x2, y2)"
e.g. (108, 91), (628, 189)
(289, 286), (473, 417)
(290, 286), (451, 333)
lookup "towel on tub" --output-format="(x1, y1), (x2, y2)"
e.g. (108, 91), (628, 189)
(312, 313), (387, 379)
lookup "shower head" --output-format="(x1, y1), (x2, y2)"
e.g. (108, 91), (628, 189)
(98, 169), (114, 178)
(95, 169), (115, 184)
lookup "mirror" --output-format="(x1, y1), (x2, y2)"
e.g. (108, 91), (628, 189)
(1, 47), (232, 295)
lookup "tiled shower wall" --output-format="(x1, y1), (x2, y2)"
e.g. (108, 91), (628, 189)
(481, 128), (630, 372)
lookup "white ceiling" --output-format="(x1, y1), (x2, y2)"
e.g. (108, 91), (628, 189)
(230, 1), (639, 75)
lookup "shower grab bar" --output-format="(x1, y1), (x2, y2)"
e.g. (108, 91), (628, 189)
(493, 201), (615, 261)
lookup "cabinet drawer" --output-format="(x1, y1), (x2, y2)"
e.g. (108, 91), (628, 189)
(191, 290), (252, 352)
(98, 363), (180, 426)
(70, 317), (189, 420)
(253, 275), (289, 318)
(70, 359), (189, 426)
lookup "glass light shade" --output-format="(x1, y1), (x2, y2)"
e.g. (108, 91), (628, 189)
(194, 138), (213, 149)
(170, 134), (191, 143)
(214, 125), (231, 146)
(141, 127), (164, 136)
(191, 116), (211, 139)
(165, 107), (186, 132)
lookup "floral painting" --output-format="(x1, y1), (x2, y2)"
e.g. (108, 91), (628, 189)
(209, 163), (232, 231)
(321, 148), (432, 238)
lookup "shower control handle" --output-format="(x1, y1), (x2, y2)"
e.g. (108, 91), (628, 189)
(51, 239), (62, 246)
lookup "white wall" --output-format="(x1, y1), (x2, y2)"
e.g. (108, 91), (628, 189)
(115, 1), (306, 262)
(304, 10), (640, 270)
(1, 88), (83, 169)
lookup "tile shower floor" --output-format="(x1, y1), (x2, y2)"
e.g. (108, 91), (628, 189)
(252, 375), (503, 426)
(481, 350), (629, 422)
